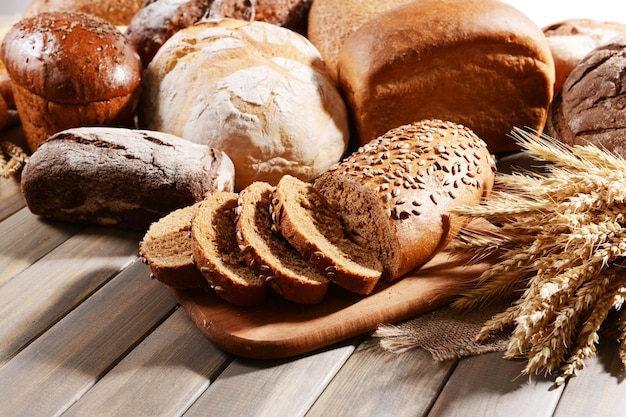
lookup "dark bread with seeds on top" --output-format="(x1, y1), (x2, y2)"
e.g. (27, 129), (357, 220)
(191, 192), (267, 307)
(235, 181), (330, 304)
(271, 175), (383, 295)
(314, 119), (496, 281)
(140, 203), (208, 289)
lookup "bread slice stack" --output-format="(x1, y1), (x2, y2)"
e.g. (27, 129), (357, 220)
(140, 119), (496, 307)
(141, 174), (382, 306)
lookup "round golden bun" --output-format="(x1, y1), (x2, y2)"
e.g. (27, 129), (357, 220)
(23, 0), (144, 26)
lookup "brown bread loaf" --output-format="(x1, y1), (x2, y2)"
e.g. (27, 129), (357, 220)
(139, 203), (209, 289)
(314, 120), (496, 281)
(191, 192), (267, 307)
(23, 0), (145, 26)
(235, 181), (330, 304)
(545, 34), (626, 156)
(271, 175), (383, 295)
(20, 127), (235, 230)
(336, 0), (555, 153)
(0, 12), (142, 151)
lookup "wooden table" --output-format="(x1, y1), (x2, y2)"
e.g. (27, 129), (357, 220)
(1, 122), (626, 417)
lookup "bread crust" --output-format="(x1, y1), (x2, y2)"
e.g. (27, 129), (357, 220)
(21, 127), (235, 230)
(314, 120), (496, 280)
(23, 0), (145, 26)
(336, 0), (555, 153)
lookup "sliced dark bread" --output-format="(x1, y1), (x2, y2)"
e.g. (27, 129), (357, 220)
(139, 202), (208, 289)
(191, 192), (266, 307)
(271, 175), (383, 295)
(235, 181), (330, 304)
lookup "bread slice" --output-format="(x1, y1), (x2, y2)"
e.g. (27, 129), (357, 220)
(271, 175), (383, 295)
(235, 181), (330, 304)
(139, 202), (208, 289)
(191, 192), (266, 307)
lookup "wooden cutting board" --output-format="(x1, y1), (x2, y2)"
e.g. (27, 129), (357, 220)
(170, 250), (491, 359)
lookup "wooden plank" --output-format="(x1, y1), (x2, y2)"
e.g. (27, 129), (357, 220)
(0, 174), (24, 221)
(62, 308), (232, 417)
(183, 339), (359, 417)
(0, 226), (141, 365)
(428, 352), (563, 417)
(553, 340), (626, 417)
(306, 338), (456, 417)
(0, 259), (178, 417)
(0, 207), (80, 287)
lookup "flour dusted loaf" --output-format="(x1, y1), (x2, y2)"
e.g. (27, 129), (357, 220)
(23, 0), (145, 26)
(1, 12), (142, 151)
(272, 175), (383, 295)
(191, 192), (267, 307)
(545, 34), (626, 157)
(314, 120), (496, 281)
(21, 127), (235, 230)
(140, 203), (208, 289)
(139, 18), (348, 191)
(336, 0), (555, 153)
(235, 181), (330, 304)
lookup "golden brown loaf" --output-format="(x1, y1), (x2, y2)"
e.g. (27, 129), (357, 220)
(139, 18), (349, 191)
(543, 19), (626, 93)
(23, 0), (145, 26)
(307, 0), (411, 78)
(314, 120), (496, 281)
(0, 12), (142, 151)
(336, 0), (555, 153)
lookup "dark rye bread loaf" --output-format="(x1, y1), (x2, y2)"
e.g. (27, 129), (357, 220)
(191, 192), (267, 307)
(235, 181), (330, 304)
(20, 127), (235, 230)
(314, 120), (496, 281)
(139, 203), (208, 289)
(271, 175), (383, 295)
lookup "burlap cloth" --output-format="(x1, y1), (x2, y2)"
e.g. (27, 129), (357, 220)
(373, 301), (511, 361)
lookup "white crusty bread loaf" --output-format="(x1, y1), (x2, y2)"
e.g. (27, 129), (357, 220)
(191, 192), (267, 307)
(140, 203), (208, 289)
(314, 120), (496, 281)
(307, 0), (411, 78)
(235, 181), (330, 304)
(20, 127), (235, 230)
(139, 18), (349, 191)
(272, 175), (383, 295)
(336, 0), (555, 153)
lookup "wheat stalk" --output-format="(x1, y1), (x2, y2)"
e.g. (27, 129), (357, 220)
(452, 129), (626, 384)
(0, 139), (28, 178)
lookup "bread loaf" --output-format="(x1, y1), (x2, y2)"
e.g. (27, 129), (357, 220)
(191, 192), (267, 307)
(0, 12), (142, 151)
(139, 18), (348, 191)
(314, 120), (496, 280)
(235, 181), (330, 304)
(23, 0), (144, 26)
(140, 203), (209, 289)
(336, 0), (555, 153)
(21, 127), (235, 230)
(545, 34), (626, 156)
(272, 175), (383, 295)
(307, 0), (411, 78)
(543, 19), (626, 93)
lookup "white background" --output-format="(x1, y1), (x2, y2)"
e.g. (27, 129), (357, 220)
(0, 1), (623, 27)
